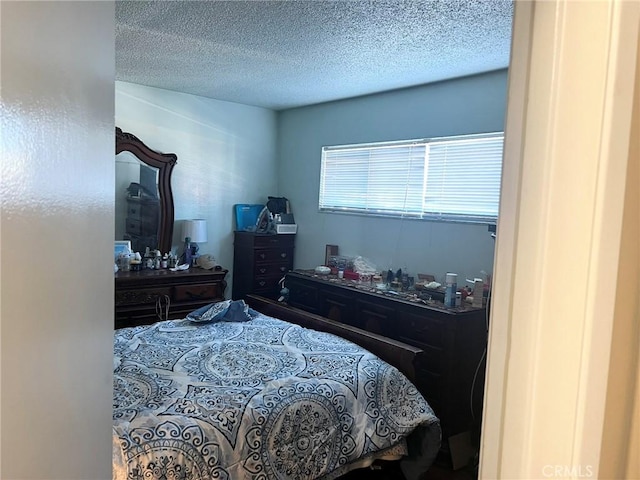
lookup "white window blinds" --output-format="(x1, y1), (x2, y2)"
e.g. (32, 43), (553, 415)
(319, 132), (504, 223)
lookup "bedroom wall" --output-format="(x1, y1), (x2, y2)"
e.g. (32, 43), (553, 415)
(0, 2), (114, 478)
(277, 70), (507, 286)
(1, 3), (636, 480)
(116, 81), (278, 293)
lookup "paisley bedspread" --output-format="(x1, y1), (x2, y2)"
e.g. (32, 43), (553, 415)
(113, 311), (440, 480)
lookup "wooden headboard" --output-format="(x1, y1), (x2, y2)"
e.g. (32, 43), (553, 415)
(245, 294), (423, 384)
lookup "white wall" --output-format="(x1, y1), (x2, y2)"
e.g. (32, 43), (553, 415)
(116, 81), (278, 295)
(277, 71), (507, 285)
(0, 2), (114, 479)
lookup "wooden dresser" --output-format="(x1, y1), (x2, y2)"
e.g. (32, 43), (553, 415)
(232, 232), (295, 300)
(284, 270), (487, 446)
(114, 267), (228, 329)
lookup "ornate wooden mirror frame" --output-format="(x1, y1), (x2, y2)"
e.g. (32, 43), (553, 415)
(116, 127), (177, 254)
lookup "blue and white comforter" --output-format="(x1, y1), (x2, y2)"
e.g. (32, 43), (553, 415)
(112, 312), (440, 480)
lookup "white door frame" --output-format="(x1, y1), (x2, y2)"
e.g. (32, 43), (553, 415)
(481, 1), (640, 478)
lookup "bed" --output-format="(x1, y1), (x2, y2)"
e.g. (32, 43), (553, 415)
(112, 296), (441, 480)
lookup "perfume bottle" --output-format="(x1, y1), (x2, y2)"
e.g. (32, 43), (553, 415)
(183, 236), (192, 266)
(444, 273), (458, 307)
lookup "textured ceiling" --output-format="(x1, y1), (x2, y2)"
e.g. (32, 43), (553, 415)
(116, 0), (513, 111)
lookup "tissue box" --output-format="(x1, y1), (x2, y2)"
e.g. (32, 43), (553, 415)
(276, 224), (297, 234)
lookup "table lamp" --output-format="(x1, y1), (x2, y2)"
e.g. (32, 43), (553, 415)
(181, 219), (208, 265)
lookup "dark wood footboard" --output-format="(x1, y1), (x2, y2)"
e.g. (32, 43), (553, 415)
(245, 294), (423, 384)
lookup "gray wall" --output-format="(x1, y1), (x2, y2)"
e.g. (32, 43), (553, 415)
(1, 2), (114, 478)
(277, 70), (508, 285)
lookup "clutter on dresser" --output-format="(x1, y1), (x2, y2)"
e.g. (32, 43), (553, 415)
(115, 244), (180, 273)
(314, 265), (331, 275)
(313, 243), (492, 310)
(267, 196), (296, 233)
(233, 197), (297, 235)
(325, 244), (339, 266)
(195, 254), (217, 270)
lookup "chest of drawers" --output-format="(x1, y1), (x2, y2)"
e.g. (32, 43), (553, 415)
(114, 267), (228, 329)
(232, 232), (295, 300)
(124, 196), (160, 254)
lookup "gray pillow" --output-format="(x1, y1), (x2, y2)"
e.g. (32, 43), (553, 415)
(223, 299), (252, 322)
(186, 300), (232, 323)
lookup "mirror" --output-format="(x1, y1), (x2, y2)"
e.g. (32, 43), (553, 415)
(115, 127), (176, 254)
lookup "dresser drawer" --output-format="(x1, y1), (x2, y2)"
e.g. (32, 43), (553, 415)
(173, 283), (222, 302)
(126, 216), (158, 236)
(356, 299), (395, 336)
(399, 314), (445, 348)
(255, 248), (293, 263)
(321, 289), (357, 326)
(253, 235), (295, 248)
(252, 276), (282, 292)
(254, 263), (290, 277)
(115, 287), (172, 306)
(125, 217), (143, 236)
(127, 203), (158, 221)
(288, 280), (320, 312)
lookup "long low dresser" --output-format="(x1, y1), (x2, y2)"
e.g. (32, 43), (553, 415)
(284, 269), (488, 449)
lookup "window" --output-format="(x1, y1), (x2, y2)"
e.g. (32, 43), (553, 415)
(319, 132), (504, 223)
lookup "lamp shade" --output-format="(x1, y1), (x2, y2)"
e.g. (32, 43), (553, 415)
(182, 219), (208, 243)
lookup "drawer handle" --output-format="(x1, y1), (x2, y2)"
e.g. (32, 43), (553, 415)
(155, 295), (171, 322)
(259, 253), (266, 260)
(259, 267), (267, 274)
(258, 280), (267, 287)
(280, 253), (288, 258)
(130, 208), (137, 214)
(279, 266), (287, 272)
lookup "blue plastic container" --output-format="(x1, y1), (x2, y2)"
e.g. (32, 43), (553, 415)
(234, 204), (264, 231)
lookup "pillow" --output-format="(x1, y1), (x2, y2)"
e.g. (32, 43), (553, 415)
(222, 299), (252, 323)
(186, 300), (232, 323)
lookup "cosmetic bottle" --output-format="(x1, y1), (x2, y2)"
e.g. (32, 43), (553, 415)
(183, 237), (192, 266)
(472, 278), (484, 308)
(444, 273), (457, 307)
